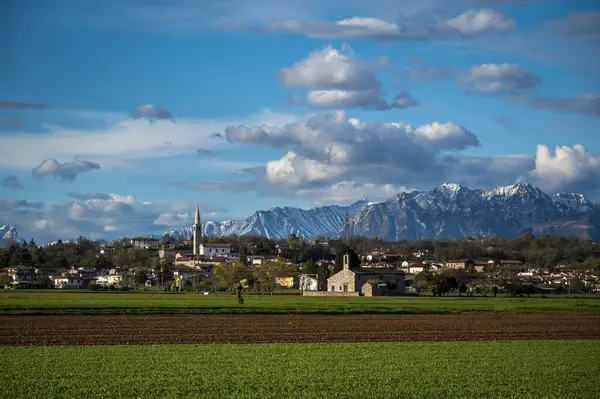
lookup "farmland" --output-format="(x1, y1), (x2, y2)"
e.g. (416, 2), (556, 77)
(1, 290), (599, 315)
(1, 313), (599, 346)
(2, 292), (599, 398)
(1, 340), (599, 398)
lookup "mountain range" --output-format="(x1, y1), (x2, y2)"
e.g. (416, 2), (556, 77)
(2, 183), (599, 245)
(163, 183), (599, 241)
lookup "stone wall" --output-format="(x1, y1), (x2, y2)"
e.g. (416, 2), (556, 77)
(327, 269), (356, 292)
(302, 291), (359, 297)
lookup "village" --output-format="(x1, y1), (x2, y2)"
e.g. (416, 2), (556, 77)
(3, 234), (599, 296)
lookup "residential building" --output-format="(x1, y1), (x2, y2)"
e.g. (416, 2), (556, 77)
(445, 259), (473, 269)
(54, 275), (93, 289)
(200, 243), (232, 258)
(131, 237), (159, 249)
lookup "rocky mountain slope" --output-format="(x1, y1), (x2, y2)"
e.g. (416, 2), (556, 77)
(163, 200), (370, 240)
(163, 183), (598, 241)
(348, 183), (598, 240)
(520, 209), (600, 240)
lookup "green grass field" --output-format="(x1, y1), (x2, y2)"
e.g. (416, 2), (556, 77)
(1, 340), (598, 398)
(1, 290), (599, 315)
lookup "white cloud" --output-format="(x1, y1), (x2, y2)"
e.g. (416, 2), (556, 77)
(208, 111), (486, 203)
(0, 109), (300, 169)
(529, 144), (600, 193)
(264, 9), (515, 41)
(280, 45), (393, 110)
(445, 9), (515, 35)
(280, 45), (379, 91)
(0, 193), (230, 243)
(460, 63), (540, 95)
(202, 111), (600, 205)
(265, 151), (345, 185)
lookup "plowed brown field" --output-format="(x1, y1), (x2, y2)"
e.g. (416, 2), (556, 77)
(1, 313), (599, 346)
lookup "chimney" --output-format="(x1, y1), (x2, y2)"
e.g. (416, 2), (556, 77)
(343, 254), (350, 270)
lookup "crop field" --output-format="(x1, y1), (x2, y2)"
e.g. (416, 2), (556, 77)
(1, 290), (599, 315)
(1, 340), (599, 398)
(2, 292), (598, 398)
(1, 313), (599, 346)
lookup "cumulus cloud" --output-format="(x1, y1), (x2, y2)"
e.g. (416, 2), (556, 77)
(199, 111), (600, 204)
(0, 193), (230, 243)
(460, 63), (540, 95)
(32, 159), (100, 182)
(264, 9), (515, 41)
(0, 101), (48, 109)
(2, 175), (24, 189)
(280, 45), (394, 110)
(528, 144), (600, 194)
(131, 104), (174, 122)
(202, 111), (489, 203)
(527, 94), (600, 118)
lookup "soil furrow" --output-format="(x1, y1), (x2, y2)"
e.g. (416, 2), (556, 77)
(1, 313), (599, 346)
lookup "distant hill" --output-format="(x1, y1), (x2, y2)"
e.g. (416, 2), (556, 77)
(520, 209), (600, 240)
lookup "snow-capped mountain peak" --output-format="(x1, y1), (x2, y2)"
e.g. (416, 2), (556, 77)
(0, 224), (21, 245)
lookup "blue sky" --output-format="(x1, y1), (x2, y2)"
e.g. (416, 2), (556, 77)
(1, 0), (599, 242)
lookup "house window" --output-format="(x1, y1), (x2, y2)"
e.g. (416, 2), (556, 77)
(331, 286), (335, 291)
(339, 286), (342, 291)
(343, 284), (348, 292)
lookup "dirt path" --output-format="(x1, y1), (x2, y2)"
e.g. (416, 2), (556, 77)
(1, 313), (599, 346)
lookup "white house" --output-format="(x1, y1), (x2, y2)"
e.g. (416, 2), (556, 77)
(298, 274), (318, 291)
(408, 264), (426, 274)
(54, 276), (93, 289)
(131, 237), (159, 249)
(200, 243), (231, 259)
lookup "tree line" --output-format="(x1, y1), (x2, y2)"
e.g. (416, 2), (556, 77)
(2, 233), (600, 272)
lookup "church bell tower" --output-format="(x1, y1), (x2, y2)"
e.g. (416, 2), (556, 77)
(193, 204), (202, 256)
